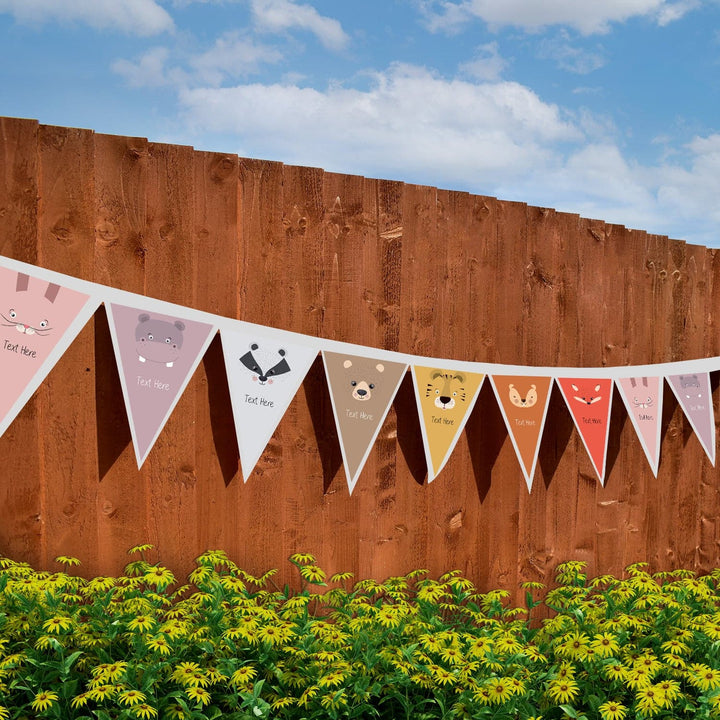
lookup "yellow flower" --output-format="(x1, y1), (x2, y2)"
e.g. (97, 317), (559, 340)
(432, 668), (457, 686)
(598, 700), (627, 720)
(143, 566), (175, 589)
(635, 686), (663, 716)
(257, 623), (290, 645)
(165, 705), (188, 720)
(172, 661), (202, 685)
(0, 706), (9, 720)
(690, 666), (720, 692)
(145, 635), (172, 656)
(626, 667), (652, 689)
(494, 633), (523, 655)
(119, 690), (147, 706)
(592, 632), (620, 657)
(440, 646), (463, 665)
(289, 552), (316, 564)
(132, 703), (158, 719)
(486, 678), (513, 704)
(299, 565), (327, 583)
(88, 684), (117, 701)
(219, 575), (246, 592)
(230, 666), (257, 686)
(186, 686), (211, 706)
(467, 636), (493, 658)
(655, 679), (680, 705)
(318, 669), (348, 688)
(70, 693), (89, 709)
(376, 607), (401, 628)
(661, 639), (689, 655)
(54, 555), (81, 566)
(556, 631), (590, 660)
(128, 615), (156, 633)
(547, 678), (580, 704)
(42, 615), (73, 634)
(320, 690), (347, 711)
(128, 543), (154, 554)
(30, 691), (59, 712)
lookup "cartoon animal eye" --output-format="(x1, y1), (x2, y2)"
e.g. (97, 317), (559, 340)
(351, 381), (357, 387)
(9, 309), (16, 318)
(369, 384), (375, 389)
(40, 319), (48, 327)
(435, 389), (440, 395)
(165, 337), (172, 344)
(148, 333), (154, 340)
(452, 391), (457, 396)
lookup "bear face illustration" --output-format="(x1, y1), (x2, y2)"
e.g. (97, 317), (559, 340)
(239, 343), (291, 385)
(509, 383), (538, 408)
(343, 358), (384, 401)
(135, 314), (185, 367)
(425, 371), (466, 410)
(571, 383), (602, 405)
(0, 272), (61, 337)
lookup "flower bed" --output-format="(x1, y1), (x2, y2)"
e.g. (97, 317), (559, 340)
(2, 548), (720, 719)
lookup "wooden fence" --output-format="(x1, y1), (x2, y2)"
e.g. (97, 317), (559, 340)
(0, 115), (719, 594)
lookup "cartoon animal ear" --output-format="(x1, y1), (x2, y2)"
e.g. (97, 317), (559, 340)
(16, 273), (29, 292)
(174, 321), (186, 332)
(278, 349), (286, 357)
(571, 384), (579, 392)
(251, 343), (259, 351)
(455, 373), (465, 383)
(343, 360), (353, 369)
(530, 384), (536, 390)
(630, 377), (638, 388)
(45, 283), (60, 303)
(138, 313), (150, 323)
(431, 371), (444, 380)
(376, 363), (385, 373)
(594, 384), (601, 392)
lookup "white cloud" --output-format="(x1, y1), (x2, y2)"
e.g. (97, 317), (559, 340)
(459, 42), (508, 80)
(250, 0), (349, 50)
(178, 63), (582, 185)
(0, 0), (174, 35)
(113, 33), (282, 88)
(190, 32), (284, 85)
(421, 0), (699, 35)
(538, 33), (606, 74)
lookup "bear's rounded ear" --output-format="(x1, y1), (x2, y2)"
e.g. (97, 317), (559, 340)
(138, 313), (150, 323)
(530, 384), (536, 390)
(174, 321), (186, 332)
(343, 359), (353, 369)
(376, 363), (385, 373)
(278, 349), (286, 357)
(509, 383), (515, 390)
(251, 343), (259, 351)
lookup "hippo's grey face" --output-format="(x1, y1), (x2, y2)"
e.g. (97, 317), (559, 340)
(135, 314), (185, 365)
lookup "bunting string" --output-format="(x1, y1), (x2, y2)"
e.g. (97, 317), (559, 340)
(1, 254), (717, 492)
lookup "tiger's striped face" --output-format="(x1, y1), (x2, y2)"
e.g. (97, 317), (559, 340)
(426, 372), (466, 410)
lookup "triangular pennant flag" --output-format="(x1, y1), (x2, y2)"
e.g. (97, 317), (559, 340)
(556, 377), (614, 484)
(667, 371), (716, 465)
(412, 365), (484, 482)
(107, 303), (216, 467)
(0, 264), (99, 436)
(221, 327), (319, 480)
(617, 375), (664, 476)
(490, 375), (553, 491)
(323, 350), (407, 494)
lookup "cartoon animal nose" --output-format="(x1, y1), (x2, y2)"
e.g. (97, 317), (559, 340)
(356, 388), (367, 397)
(439, 396), (451, 404)
(258, 375), (268, 383)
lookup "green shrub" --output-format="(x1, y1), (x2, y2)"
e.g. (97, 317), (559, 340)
(2, 549), (720, 719)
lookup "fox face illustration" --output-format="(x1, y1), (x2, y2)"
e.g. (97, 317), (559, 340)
(571, 383), (602, 405)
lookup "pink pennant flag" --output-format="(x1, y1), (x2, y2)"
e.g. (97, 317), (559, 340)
(667, 372), (715, 465)
(556, 377), (614, 484)
(0, 264), (98, 436)
(107, 303), (216, 467)
(617, 376), (663, 476)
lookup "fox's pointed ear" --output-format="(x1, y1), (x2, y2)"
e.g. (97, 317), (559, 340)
(571, 384), (579, 392)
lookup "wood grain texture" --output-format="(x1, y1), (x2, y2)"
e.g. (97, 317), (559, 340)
(0, 117), (719, 595)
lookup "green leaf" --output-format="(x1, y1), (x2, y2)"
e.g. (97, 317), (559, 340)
(560, 705), (578, 718)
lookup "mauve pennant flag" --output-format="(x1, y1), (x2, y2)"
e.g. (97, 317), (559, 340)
(107, 303), (216, 467)
(323, 351), (407, 494)
(667, 372), (716, 465)
(557, 377), (614, 484)
(221, 327), (319, 481)
(0, 263), (99, 436)
(617, 376), (664, 476)
(412, 365), (484, 482)
(490, 375), (554, 491)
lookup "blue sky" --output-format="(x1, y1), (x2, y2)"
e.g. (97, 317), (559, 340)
(1, 0), (719, 246)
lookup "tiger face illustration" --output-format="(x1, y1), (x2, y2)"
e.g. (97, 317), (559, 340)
(425, 371), (466, 410)
(509, 383), (538, 408)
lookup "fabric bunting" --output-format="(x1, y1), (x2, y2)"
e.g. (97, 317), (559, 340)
(323, 351), (407, 494)
(221, 328), (319, 481)
(667, 372), (716, 465)
(0, 264), (99, 436)
(490, 375), (554, 491)
(412, 365), (485, 482)
(106, 303), (216, 468)
(556, 378), (614, 484)
(1, 254), (720, 490)
(616, 376), (664, 476)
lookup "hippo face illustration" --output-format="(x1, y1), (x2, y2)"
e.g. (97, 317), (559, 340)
(135, 314), (185, 367)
